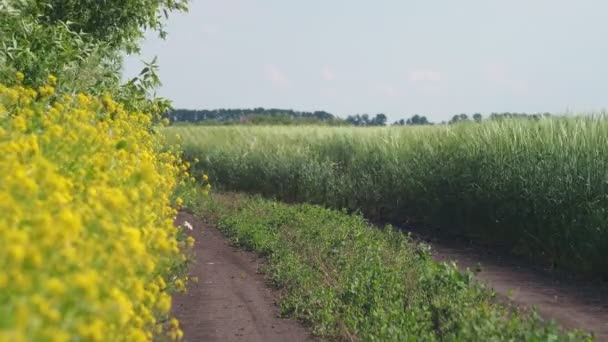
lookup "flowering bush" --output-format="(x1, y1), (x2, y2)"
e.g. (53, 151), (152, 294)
(0, 78), (189, 341)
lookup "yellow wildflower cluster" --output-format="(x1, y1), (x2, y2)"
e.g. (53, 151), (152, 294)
(0, 82), (190, 341)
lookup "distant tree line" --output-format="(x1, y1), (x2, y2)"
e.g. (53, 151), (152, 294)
(167, 108), (554, 126)
(345, 113), (387, 126)
(166, 108), (344, 125)
(392, 114), (431, 126)
(393, 112), (553, 126)
(446, 112), (553, 124)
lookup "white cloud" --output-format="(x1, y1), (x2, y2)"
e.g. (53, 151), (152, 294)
(265, 64), (289, 87)
(409, 69), (442, 82)
(321, 66), (336, 81)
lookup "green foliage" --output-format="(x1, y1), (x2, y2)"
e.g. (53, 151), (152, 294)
(29, 0), (188, 52)
(185, 192), (590, 341)
(0, 3), (113, 89)
(118, 57), (173, 118)
(0, 0), (187, 115)
(166, 118), (608, 279)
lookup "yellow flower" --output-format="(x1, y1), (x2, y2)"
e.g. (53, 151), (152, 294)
(47, 74), (57, 85)
(7, 245), (25, 263)
(76, 93), (91, 105)
(0, 82), (189, 340)
(38, 85), (55, 97)
(12, 115), (27, 131)
(16, 71), (25, 83)
(186, 236), (195, 247)
(174, 279), (185, 291)
(45, 278), (66, 296)
(77, 319), (105, 342)
(156, 293), (172, 314)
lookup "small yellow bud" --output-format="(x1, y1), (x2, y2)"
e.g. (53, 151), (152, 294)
(186, 236), (195, 247)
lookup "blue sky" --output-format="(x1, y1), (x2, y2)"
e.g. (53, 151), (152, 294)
(123, 0), (608, 122)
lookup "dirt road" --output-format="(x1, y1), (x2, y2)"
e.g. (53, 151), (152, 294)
(172, 209), (607, 341)
(423, 233), (608, 340)
(172, 212), (313, 342)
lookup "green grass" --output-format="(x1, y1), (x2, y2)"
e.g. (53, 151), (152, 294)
(181, 190), (590, 341)
(165, 119), (608, 279)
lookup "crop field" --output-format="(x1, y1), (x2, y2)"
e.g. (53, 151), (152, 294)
(166, 118), (608, 279)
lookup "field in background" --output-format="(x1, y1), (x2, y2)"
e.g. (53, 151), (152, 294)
(165, 118), (608, 279)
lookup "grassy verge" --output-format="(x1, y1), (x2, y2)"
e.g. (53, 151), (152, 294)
(182, 190), (590, 341)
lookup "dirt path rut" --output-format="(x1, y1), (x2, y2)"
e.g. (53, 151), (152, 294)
(173, 212), (312, 342)
(424, 235), (608, 340)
